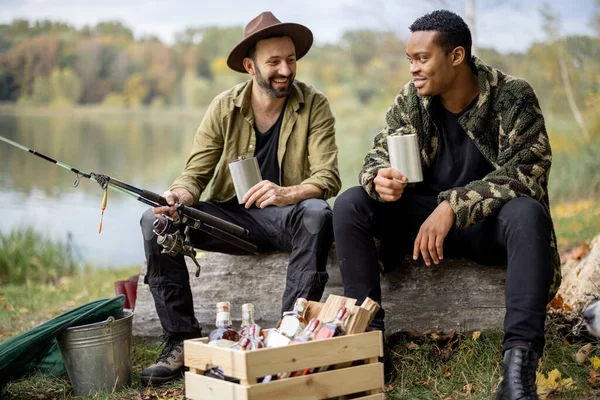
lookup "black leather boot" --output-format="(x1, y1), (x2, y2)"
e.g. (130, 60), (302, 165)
(496, 347), (540, 400)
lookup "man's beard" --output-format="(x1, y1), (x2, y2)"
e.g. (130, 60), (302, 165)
(255, 65), (294, 98)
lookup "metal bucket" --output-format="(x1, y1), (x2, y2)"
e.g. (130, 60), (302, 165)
(57, 311), (133, 395)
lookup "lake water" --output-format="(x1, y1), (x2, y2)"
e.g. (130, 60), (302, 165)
(0, 108), (203, 268)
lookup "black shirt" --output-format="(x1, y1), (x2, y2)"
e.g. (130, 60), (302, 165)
(416, 95), (493, 197)
(254, 104), (285, 185)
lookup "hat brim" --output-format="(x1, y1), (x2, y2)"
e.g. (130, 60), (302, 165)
(227, 23), (313, 73)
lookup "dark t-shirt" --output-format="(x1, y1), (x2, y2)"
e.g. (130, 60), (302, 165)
(254, 104), (286, 185)
(416, 95), (493, 196)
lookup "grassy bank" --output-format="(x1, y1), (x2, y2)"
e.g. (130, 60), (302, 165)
(0, 228), (80, 285)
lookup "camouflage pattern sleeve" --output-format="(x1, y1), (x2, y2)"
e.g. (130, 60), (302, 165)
(359, 84), (414, 201)
(438, 80), (552, 229)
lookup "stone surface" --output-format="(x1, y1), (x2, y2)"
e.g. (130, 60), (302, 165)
(133, 250), (507, 337)
(550, 233), (600, 316)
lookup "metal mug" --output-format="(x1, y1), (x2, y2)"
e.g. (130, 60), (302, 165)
(387, 134), (423, 183)
(228, 157), (262, 204)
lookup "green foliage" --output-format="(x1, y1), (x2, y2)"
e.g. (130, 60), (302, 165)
(124, 72), (150, 107)
(30, 76), (52, 105)
(101, 92), (126, 107)
(0, 227), (79, 285)
(49, 68), (82, 104)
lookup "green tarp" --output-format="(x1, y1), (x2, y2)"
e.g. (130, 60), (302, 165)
(0, 295), (125, 390)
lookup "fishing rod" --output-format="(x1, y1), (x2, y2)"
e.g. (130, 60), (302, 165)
(0, 135), (260, 277)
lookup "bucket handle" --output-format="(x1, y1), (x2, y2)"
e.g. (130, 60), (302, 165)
(104, 316), (115, 334)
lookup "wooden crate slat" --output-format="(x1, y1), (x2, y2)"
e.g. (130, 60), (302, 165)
(306, 300), (324, 321)
(233, 331), (382, 379)
(345, 298), (380, 335)
(245, 363), (383, 400)
(185, 371), (248, 400)
(185, 339), (249, 378)
(317, 295), (357, 324)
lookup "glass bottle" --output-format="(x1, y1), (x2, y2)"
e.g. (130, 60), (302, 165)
(208, 301), (240, 343)
(238, 303), (261, 338)
(315, 306), (347, 340)
(276, 298), (308, 338)
(290, 318), (321, 344)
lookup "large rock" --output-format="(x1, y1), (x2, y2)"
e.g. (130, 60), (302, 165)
(549, 234), (600, 319)
(133, 250), (507, 337)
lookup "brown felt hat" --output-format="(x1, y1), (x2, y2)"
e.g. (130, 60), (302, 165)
(227, 11), (313, 73)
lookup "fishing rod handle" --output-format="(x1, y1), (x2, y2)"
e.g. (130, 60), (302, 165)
(140, 189), (250, 238)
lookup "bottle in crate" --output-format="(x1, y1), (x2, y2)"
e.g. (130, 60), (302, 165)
(238, 303), (261, 338)
(233, 325), (264, 350)
(315, 306), (348, 340)
(208, 301), (240, 345)
(276, 297), (308, 338)
(289, 318), (321, 344)
(264, 298), (309, 347)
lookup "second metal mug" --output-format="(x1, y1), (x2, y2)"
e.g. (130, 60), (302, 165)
(387, 134), (423, 183)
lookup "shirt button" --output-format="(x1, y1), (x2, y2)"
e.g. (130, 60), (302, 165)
(249, 144), (254, 150)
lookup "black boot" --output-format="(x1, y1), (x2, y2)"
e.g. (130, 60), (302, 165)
(496, 347), (540, 400)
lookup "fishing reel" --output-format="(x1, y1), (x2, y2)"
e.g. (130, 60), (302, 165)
(152, 212), (202, 277)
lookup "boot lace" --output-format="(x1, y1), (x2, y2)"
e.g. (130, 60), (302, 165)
(155, 335), (182, 364)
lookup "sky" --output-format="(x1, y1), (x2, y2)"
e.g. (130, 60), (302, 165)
(0, 0), (596, 53)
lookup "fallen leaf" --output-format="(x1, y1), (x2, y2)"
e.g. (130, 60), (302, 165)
(536, 369), (575, 399)
(472, 331), (481, 341)
(443, 365), (451, 377)
(561, 243), (589, 261)
(549, 294), (564, 310)
(463, 383), (473, 395)
(0, 296), (5, 303)
(591, 356), (600, 370)
(562, 338), (570, 347)
(574, 344), (593, 364)
(407, 341), (420, 351)
(589, 370), (600, 386)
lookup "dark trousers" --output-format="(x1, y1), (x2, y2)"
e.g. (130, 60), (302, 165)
(141, 199), (333, 340)
(333, 186), (553, 355)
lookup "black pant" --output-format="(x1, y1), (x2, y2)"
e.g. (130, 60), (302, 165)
(141, 199), (333, 340)
(333, 186), (553, 355)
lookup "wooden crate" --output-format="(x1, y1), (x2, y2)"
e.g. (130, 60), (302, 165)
(184, 298), (384, 400)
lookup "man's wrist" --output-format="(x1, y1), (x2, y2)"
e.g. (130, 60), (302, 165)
(171, 188), (193, 205)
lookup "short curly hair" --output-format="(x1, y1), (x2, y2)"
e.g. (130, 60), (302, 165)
(409, 10), (472, 62)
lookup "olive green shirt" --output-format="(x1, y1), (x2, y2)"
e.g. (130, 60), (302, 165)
(170, 80), (341, 204)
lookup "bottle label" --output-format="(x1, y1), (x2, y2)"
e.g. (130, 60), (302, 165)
(265, 329), (291, 348)
(279, 317), (305, 338)
(216, 311), (231, 326)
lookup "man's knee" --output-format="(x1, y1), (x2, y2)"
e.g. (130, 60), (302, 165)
(298, 199), (332, 235)
(140, 208), (157, 241)
(500, 197), (552, 233)
(333, 186), (371, 222)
